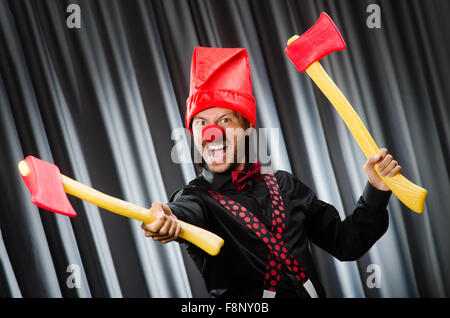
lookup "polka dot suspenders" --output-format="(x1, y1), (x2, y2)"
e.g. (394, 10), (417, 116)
(208, 173), (319, 298)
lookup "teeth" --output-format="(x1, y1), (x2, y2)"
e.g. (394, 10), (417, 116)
(208, 144), (225, 150)
(206, 144), (228, 163)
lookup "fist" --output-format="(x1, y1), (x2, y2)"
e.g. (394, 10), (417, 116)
(364, 148), (402, 191)
(141, 201), (181, 244)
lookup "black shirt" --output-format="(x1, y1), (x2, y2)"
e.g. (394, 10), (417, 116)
(168, 164), (391, 298)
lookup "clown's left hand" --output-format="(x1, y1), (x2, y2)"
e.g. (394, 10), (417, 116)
(364, 148), (402, 191)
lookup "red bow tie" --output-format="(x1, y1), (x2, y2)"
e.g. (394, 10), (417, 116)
(232, 162), (262, 191)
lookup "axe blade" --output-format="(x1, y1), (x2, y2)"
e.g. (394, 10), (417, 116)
(285, 12), (346, 73)
(19, 156), (77, 217)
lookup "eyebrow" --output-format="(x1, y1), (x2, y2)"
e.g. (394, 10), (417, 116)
(218, 113), (232, 120)
(193, 111), (237, 122)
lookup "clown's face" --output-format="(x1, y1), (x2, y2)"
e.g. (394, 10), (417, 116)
(192, 107), (251, 173)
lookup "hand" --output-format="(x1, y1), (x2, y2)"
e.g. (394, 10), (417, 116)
(141, 201), (181, 244)
(364, 148), (402, 191)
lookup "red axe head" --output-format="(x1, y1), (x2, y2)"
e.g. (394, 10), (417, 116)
(18, 156), (77, 217)
(285, 12), (346, 72)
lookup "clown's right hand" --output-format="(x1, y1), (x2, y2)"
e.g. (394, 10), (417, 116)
(141, 201), (181, 244)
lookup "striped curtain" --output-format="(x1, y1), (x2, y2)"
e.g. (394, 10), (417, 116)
(0, 0), (449, 298)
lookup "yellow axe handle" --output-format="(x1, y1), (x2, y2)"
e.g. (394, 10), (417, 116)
(305, 61), (427, 213)
(61, 175), (224, 255)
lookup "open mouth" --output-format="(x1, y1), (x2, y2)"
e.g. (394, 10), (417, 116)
(204, 143), (229, 164)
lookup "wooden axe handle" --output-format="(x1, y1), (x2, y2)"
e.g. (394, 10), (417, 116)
(61, 175), (224, 255)
(305, 61), (427, 213)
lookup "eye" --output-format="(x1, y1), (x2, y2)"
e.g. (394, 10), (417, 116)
(220, 117), (231, 124)
(193, 119), (206, 127)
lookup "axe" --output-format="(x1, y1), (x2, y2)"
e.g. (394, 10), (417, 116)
(285, 12), (427, 213)
(18, 155), (224, 256)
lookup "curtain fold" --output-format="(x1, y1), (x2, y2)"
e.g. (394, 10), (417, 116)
(0, 0), (448, 297)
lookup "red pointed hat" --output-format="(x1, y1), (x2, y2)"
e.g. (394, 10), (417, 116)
(185, 47), (256, 133)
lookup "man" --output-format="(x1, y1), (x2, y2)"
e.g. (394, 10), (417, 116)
(141, 47), (401, 298)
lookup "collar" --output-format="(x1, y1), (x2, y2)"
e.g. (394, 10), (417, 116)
(202, 162), (252, 192)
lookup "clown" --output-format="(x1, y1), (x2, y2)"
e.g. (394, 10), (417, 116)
(141, 47), (401, 298)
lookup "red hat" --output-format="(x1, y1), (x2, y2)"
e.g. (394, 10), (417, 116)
(185, 47), (256, 133)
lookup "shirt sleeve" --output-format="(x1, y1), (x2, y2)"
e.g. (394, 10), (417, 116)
(166, 188), (207, 229)
(166, 188), (209, 256)
(278, 171), (391, 261)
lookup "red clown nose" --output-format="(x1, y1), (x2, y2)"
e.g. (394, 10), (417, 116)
(202, 125), (224, 143)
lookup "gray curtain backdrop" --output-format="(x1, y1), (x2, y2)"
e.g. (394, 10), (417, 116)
(0, 0), (448, 298)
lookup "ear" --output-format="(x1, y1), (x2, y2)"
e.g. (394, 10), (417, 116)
(245, 119), (254, 134)
(240, 115), (252, 130)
